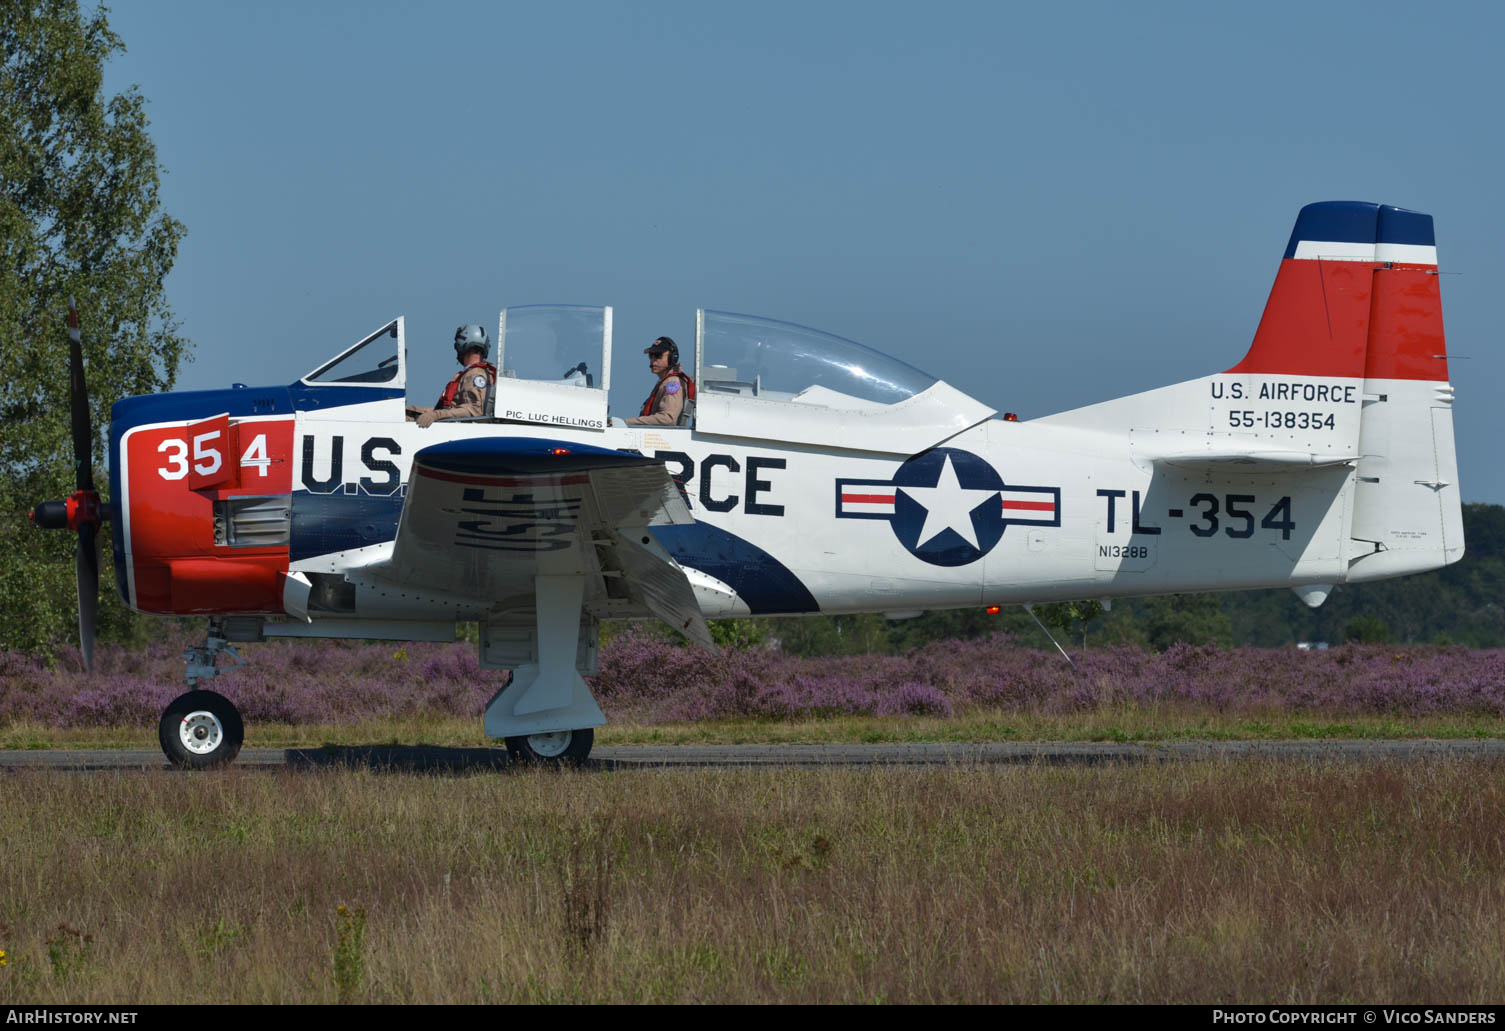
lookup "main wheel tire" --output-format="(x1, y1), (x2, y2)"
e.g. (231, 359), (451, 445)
(504, 727), (594, 766)
(159, 690), (244, 770)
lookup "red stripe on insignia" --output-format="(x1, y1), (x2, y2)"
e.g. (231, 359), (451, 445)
(1002, 500), (1054, 511)
(843, 493), (895, 504)
(417, 467), (590, 487)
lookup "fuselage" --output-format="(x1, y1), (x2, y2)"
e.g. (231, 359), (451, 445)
(110, 229), (1468, 633)
(109, 369), (1453, 626)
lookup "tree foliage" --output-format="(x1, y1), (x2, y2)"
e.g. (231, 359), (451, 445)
(1, 1), (186, 655)
(690, 503), (1505, 657)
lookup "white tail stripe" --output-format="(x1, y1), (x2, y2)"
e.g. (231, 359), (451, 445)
(1290, 240), (1438, 265)
(1374, 242), (1439, 264)
(1291, 240), (1377, 261)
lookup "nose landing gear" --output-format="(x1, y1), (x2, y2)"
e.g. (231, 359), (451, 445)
(159, 689), (244, 769)
(159, 619), (245, 769)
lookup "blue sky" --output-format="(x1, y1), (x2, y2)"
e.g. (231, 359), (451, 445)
(103, 1), (1505, 501)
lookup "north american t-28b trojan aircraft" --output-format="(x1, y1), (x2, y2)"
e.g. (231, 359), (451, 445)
(32, 201), (1465, 767)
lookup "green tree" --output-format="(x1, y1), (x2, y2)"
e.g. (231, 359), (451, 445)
(1342, 614), (1393, 644)
(761, 612), (894, 657)
(1139, 593), (1233, 651)
(1031, 599), (1105, 649)
(1, 1), (186, 655)
(885, 606), (1032, 652)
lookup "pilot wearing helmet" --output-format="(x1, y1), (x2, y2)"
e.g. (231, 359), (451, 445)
(408, 325), (497, 428)
(624, 336), (695, 426)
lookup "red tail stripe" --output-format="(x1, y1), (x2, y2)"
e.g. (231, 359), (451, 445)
(1228, 258), (1447, 381)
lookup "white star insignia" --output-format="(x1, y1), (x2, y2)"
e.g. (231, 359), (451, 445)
(897, 454), (999, 549)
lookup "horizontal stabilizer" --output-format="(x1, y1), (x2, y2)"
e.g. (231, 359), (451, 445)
(1144, 449), (1356, 473)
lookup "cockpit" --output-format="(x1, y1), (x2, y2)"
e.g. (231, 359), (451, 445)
(298, 306), (993, 450)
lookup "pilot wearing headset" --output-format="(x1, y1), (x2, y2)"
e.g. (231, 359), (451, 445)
(624, 336), (695, 426)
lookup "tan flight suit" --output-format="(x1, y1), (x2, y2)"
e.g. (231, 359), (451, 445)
(625, 368), (687, 426)
(408, 363), (495, 425)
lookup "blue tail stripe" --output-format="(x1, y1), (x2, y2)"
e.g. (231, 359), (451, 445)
(1282, 201), (1434, 258)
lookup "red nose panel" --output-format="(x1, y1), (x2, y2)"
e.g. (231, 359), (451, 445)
(121, 414), (294, 614)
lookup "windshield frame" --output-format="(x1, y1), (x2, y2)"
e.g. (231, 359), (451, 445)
(300, 317), (406, 389)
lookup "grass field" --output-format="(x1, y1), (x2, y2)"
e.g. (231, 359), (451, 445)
(1, 759), (1503, 1003)
(6, 634), (1504, 1002)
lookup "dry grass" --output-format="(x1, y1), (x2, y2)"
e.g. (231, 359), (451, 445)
(5, 706), (1505, 751)
(1, 760), (1503, 1003)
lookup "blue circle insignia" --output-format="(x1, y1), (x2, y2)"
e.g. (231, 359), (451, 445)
(890, 448), (1004, 566)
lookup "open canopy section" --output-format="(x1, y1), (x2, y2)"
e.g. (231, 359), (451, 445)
(301, 318), (405, 389)
(693, 310), (995, 453)
(496, 305), (611, 430)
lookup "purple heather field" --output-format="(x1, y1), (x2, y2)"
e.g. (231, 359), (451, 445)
(3, 627), (1505, 728)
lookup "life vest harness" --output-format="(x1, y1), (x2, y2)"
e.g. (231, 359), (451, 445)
(640, 369), (696, 418)
(437, 360), (497, 408)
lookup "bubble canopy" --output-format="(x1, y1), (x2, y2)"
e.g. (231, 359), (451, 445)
(696, 310), (937, 407)
(293, 309), (984, 447)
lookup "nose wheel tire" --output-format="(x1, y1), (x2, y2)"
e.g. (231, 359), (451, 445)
(504, 727), (593, 765)
(159, 690), (244, 769)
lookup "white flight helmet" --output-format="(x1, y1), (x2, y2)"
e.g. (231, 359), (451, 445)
(453, 324), (490, 361)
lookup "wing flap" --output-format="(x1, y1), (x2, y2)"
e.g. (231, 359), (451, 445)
(587, 462), (694, 528)
(611, 531), (714, 650)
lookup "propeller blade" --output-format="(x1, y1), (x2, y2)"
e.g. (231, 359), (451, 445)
(68, 297), (93, 492)
(76, 521), (99, 674)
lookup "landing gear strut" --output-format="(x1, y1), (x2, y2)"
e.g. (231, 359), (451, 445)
(482, 575), (605, 764)
(159, 619), (245, 769)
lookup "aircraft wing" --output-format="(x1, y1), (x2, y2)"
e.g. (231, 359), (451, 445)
(366, 436), (712, 648)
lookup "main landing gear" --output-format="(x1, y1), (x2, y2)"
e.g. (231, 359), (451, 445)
(159, 619), (245, 769)
(482, 575), (606, 767)
(504, 727), (594, 765)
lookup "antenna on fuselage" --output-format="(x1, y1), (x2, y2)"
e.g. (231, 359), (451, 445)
(1022, 604), (1075, 668)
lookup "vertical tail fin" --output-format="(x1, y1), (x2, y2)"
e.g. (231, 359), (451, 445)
(1037, 200), (1463, 585)
(1229, 201), (1445, 381)
(1234, 200), (1461, 577)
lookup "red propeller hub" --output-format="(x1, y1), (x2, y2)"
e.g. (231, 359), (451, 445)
(67, 490), (101, 531)
(30, 489), (101, 533)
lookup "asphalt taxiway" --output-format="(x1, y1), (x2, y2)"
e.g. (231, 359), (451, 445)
(1, 739), (1503, 773)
